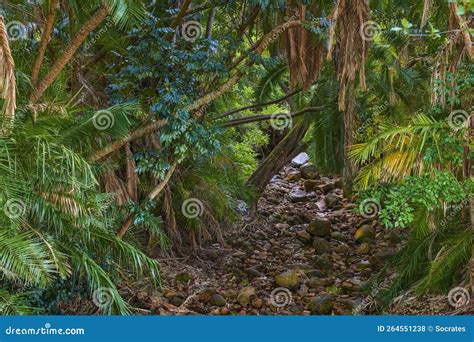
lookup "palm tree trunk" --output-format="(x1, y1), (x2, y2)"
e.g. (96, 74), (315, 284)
(247, 119), (309, 198)
(31, 0), (59, 86)
(30, 5), (109, 103)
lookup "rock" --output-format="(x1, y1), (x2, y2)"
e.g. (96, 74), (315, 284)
(292, 152), (309, 166)
(164, 289), (178, 298)
(251, 298), (264, 309)
(386, 229), (402, 244)
(331, 231), (346, 241)
(313, 254), (333, 270)
(306, 218), (332, 237)
(274, 271), (300, 288)
(289, 188), (312, 203)
(354, 225), (375, 242)
(221, 289), (238, 301)
(237, 287), (256, 306)
(175, 272), (192, 283)
(303, 180), (319, 192)
(344, 203), (357, 210)
(307, 277), (332, 288)
(357, 242), (371, 254)
(300, 163), (319, 179)
(246, 267), (264, 279)
(324, 194), (340, 209)
(312, 237), (331, 254)
(334, 179), (344, 189)
(356, 260), (371, 271)
(369, 251), (394, 266)
(287, 171), (301, 182)
(318, 183), (335, 194)
(210, 294), (226, 307)
(169, 296), (185, 306)
(306, 295), (334, 314)
(306, 269), (325, 277)
(236, 200), (249, 216)
(296, 230), (312, 244)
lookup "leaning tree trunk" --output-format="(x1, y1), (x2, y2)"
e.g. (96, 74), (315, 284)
(247, 118), (309, 201)
(342, 85), (357, 195)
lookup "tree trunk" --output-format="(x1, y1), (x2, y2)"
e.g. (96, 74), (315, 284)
(31, 0), (59, 86)
(247, 119), (310, 199)
(342, 85), (356, 194)
(30, 5), (109, 103)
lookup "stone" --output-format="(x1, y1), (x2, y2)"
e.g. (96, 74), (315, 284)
(307, 277), (332, 288)
(357, 242), (371, 254)
(306, 295), (334, 314)
(318, 183), (335, 194)
(356, 260), (371, 271)
(221, 289), (238, 300)
(210, 294), (226, 307)
(306, 218), (332, 237)
(354, 225), (375, 242)
(386, 229), (402, 244)
(237, 287), (256, 306)
(313, 254), (333, 270)
(303, 180), (319, 192)
(175, 272), (192, 283)
(251, 298), (264, 309)
(291, 152), (309, 166)
(169, 296), (185, 306)
(369, 251), (394, 266)
(246, 267), (264, 279)
(331, 231), (346, 241)
(334, 179), (344, 189)
(300, 163), (319, 179)
(324, 194), (340, 209)
(312, 237), (331, 254)
(289, 188), (311, 203)
(287, 171), (301, 182)
(274, 271), (300, 288)
(296, 230), (312, 244)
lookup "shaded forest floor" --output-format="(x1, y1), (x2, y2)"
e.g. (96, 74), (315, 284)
(125, 159), (470, 315)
